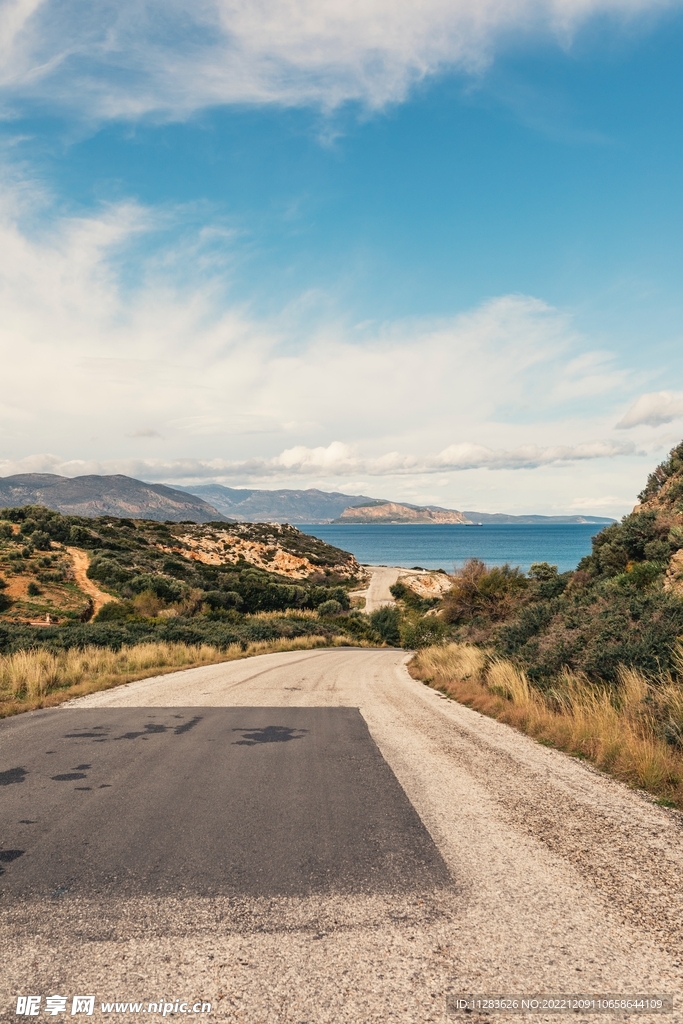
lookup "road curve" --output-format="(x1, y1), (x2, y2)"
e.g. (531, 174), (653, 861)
(360, 565), (402, 611)
(2, 648), (682, 1022)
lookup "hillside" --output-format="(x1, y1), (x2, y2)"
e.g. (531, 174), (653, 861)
(0, 505), (365, 633)
(0, 474), (227, 523)
(439, 441), (683, 683)
(460, 511), (614, 525)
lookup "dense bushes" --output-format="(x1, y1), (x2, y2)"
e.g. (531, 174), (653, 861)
(582, 510), (681, 579)
(400, 615), (447, 649)
(441, 559), (528, 624)
(369, 606), (401, 645)
(638, 440), (683, 502)
(437, 446), (683, 685)
(0, 614), (345, 655)
(0, 506), (357, 619)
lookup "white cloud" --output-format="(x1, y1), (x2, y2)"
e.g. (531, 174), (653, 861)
(616, 391), (683, 429)
(0, 174), (650, 511)
(0, 0), (679, 117)
(0, 439), (636, 484)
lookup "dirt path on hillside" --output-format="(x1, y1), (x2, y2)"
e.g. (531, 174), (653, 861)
(66, 547), (116, 616)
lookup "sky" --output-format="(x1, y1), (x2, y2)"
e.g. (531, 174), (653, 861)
(1, 0), (683, 516)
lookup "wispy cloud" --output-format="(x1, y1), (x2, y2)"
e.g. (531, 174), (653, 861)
(0, 0), (679, 118)
(0, 439), (637, 485)
(616, 391), (683, 428)
(0, 169), (654, 512)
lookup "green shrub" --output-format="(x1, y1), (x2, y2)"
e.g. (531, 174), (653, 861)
(369, 606), (401, 645)
(400, 616), (447, 649)
(127, 574), (186, 602)
(69, 524), (98, 546)
(317, 599), (343, 617)
(528, 562), (558, 581)
(620, 561), (662, 590)
(442, 559), (527, 623)
(94, 601), (134, 623)
(27, 582), (41, 596)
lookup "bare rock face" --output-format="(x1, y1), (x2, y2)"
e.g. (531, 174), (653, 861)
(336, 501), (469, 524)
(397, 571), (454, 598)
(664, 549), (683, 595)
(162, 523), (364, 581)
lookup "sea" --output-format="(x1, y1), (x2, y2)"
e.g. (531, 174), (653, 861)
(299, 523), (605, 574)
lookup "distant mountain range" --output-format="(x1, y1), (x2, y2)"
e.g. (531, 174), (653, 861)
(0, 474), (616, 526)
(459, 511), (615, 525)
(180, 484), (377, 523)
(0, 474), (228, 522)
(180, 483), (615, 525)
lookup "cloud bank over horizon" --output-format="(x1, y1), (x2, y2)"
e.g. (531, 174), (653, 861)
(0, 172), (672, 515)
(0, 0), (679, 118)
(0, 438), (639, 486)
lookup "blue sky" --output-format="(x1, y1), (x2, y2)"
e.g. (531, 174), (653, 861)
(1, 0), (683, 515)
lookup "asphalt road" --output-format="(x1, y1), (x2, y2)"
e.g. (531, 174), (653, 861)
(0, 706), (449, 898)
(2, 648), (683, 1022)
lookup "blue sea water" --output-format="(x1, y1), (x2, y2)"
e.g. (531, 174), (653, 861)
(299, 523), (604, 574)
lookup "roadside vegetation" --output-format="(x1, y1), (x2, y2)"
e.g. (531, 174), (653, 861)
(0, 635), (364, 717)
(409, 643), (683, 809)
(402, 441), (683, 810)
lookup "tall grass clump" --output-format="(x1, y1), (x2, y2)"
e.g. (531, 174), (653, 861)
(0, 634), (360, 717)
(0, 642), (223, 713)
(410, 642), (683, 808)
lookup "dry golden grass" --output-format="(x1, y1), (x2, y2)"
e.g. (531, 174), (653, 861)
(0, 634), (359, 717)
(410, 642), (683, 809)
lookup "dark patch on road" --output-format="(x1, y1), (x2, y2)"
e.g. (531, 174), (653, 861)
(232, 724), (307, 745)
(116, 722), (170, 740)
(0, 850), (24, 874)
(0, 767), (27, 786)
(174, 715), (202, 735)
(0, 707), (452, 900)
(63, 732), (109, 739)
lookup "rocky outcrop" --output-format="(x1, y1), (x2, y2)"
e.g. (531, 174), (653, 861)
(336, 501), (469, 524)
(664, 549), (683, 596)
(161, 523), (365, 581)
(398, 571), (454, 598)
